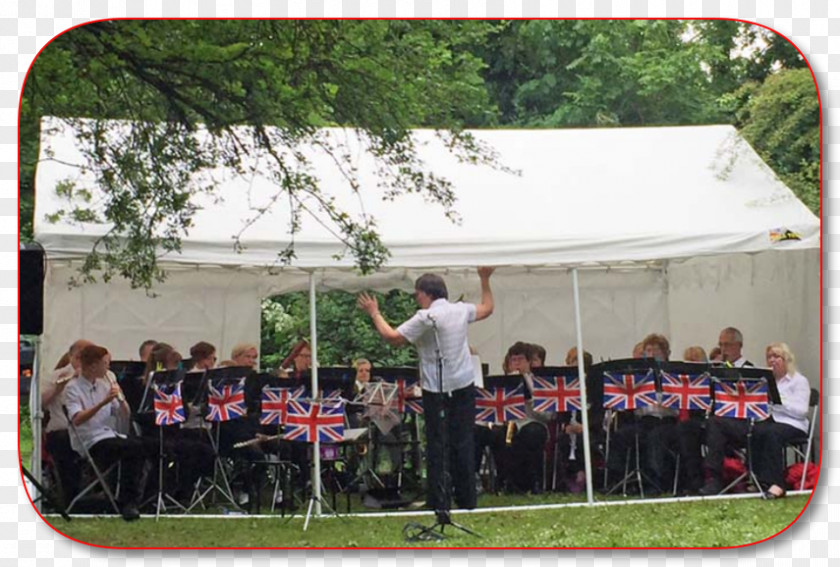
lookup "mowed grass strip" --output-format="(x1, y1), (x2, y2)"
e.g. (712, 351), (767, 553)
(47, 495), (809, 548)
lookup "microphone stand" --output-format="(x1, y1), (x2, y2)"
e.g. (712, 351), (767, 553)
(403, 314), (479, 541)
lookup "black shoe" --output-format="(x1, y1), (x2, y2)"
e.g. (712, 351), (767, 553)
(120, 502), (140, 522)
(698, 479), (722, 496)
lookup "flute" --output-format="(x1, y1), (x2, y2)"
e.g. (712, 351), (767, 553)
(233, 433), (283, 449)
(55, 374), (75, 386)
(106, 371), (126, 403)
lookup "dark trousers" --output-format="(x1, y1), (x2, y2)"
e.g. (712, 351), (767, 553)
(506, 422), (548, 492)
(676, 418), (706, 491)
(88, 436), (157, 505)
(165, 429), (216, 497)
(45, 429), (79, 506)
(703, 417), (750, 481)
(422, 385), (476, 510)
(752, 420), (805, 488)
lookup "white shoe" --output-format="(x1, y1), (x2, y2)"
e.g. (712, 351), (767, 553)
(237, 492), (250, 506)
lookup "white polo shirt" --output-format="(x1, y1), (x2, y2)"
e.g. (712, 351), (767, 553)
(396, 298), (477, 393)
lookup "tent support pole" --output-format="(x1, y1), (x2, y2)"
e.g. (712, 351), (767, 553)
(309, 272), (321, 517)
(572, 268), (595, 505)
(29, 335), (43, 512)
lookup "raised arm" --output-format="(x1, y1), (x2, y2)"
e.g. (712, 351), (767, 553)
(474, 266), (495, 321)
(357, 292), (408, 347)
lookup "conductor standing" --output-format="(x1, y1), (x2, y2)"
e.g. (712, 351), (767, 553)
(357, 267), (495, 511)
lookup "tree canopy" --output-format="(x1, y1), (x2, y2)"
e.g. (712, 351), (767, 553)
(20, 19), (819, 292)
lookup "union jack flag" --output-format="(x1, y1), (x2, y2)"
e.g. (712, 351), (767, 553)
(260, 386), (305, 425)
(531, 375), (581, 413)
(475, 383), (526, 424)
(389, 378), (423, 414)
(154, 383), (186, 426)
(206, 380), (247, 422)
(660, 372), (711, 412)
(284, 399), (346, 442)
(603, 371), (657, 411)
(713, 380), (769, 420)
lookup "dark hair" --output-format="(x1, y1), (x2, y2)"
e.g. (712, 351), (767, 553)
(79, 345), (108, 367)
(190, 341), (216, 361)
(506, 341), (533, 360)
(642, 333), (671, 361)
(414, 273), (448, 300)
(530, 344), (547, 365)
(138, 339), (158, 358)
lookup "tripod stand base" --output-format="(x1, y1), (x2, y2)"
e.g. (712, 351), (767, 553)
(403, 510), (481, 541)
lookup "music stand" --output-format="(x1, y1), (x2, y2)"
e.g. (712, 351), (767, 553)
(145, 368), (188, 519)
(298, 367), (355, 400)
(707, 366), (778, 496)
(185, 366), (252, 512)
(532, 366), (584, 491)
(254, 373), (306, 514)
(596, 359), (660, 497)
(378, 368), (424, 493)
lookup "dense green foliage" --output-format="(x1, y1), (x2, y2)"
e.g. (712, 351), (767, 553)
(261, 290), (418, 370)
(46, 495), (810, 547)
(20, 21), (819, 280)
(21, 20), (497, 287)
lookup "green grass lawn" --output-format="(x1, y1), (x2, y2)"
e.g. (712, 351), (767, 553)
(44, 495), (809, 548)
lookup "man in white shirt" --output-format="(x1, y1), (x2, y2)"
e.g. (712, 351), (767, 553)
(41, 339), (92, 505)
(718, 327), (753, 368)
(64, 345), (155, 521)
(358, 267), (495, 511)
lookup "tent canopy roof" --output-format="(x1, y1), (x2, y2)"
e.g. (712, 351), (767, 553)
(34, 118), (819, 271)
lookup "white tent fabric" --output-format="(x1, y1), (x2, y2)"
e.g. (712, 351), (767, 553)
(34, 118), (820, 383)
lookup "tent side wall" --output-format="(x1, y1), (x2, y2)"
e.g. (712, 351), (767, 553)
(40, 264), (264, 377)
(668, 249), (821, 387)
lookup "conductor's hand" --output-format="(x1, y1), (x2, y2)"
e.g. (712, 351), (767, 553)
(565, 423), (584, 435)
(477, 266), (495, 279)
(357, 293), (380, 317)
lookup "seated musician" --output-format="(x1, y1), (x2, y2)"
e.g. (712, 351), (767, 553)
(347, 358), (374, 429)
(699, 342), (810, 498)
(718, 327), (753, 368)
(138, 339), (158, 364)
(189, 341), (217, 371)
(41, 339), (93, 506)
(276, 340), (311, 378)
(64, 345), (156, 521)
(231, 343), (259, 370)
(560, 347), (593, 493)
(503, 341), (553, 494)
(606, 333), (678, 495)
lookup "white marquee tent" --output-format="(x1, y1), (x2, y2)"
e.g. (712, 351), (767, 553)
(34, 118), (820, 383)
(32, 118), (820, 507)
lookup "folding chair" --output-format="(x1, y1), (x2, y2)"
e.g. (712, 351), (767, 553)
(783, 388), (820, 490)
(62, 407), (121, 515)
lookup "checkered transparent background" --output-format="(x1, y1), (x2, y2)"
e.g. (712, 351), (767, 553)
(0, 0), (834, 563)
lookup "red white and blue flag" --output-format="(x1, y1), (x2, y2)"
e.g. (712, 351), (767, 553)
(475, 383), (526, 424)
(154, 383), (186, 426)
(713, 380), (769, 420)
(660, 372), (711, 412)
(531, 375), (582, 413)
(260, 386), (305, 425)
(603, 371), (657, 411)
(390, 378), (423, 415)
(284, 399), (346, 443)
(206, 380), (247, 422)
